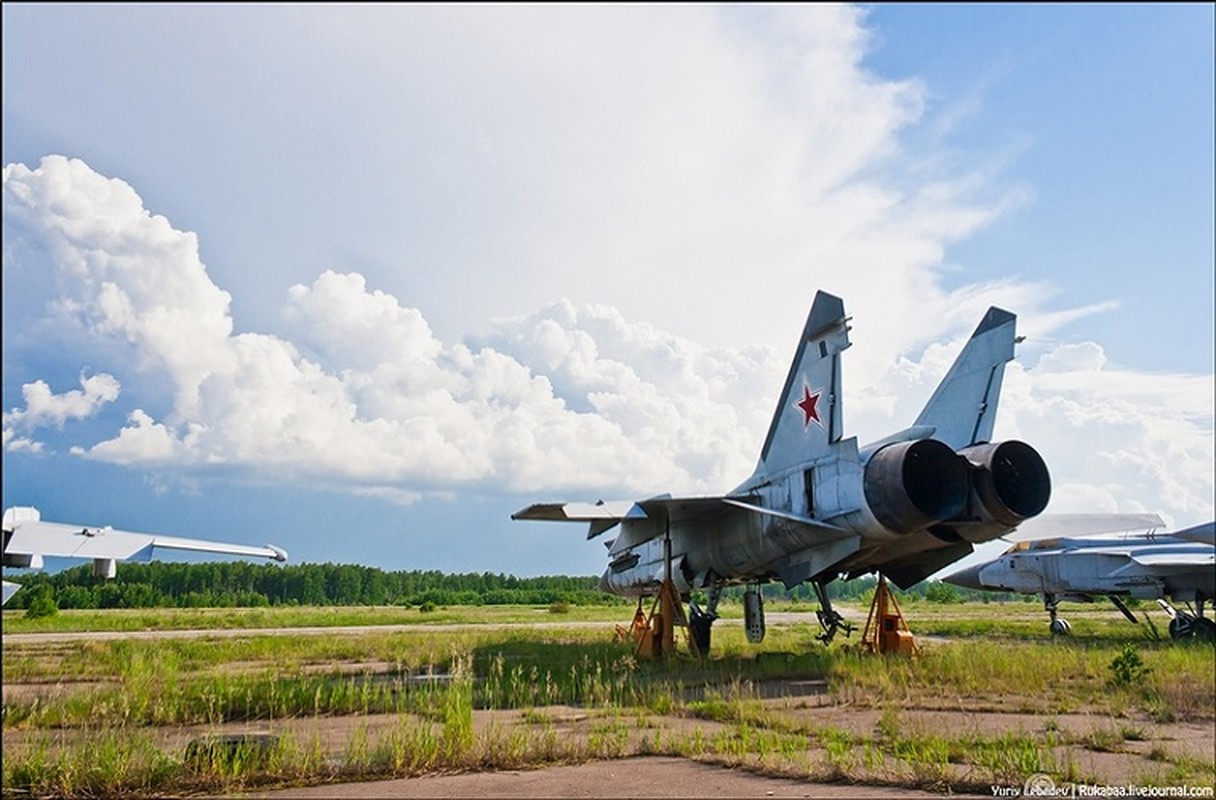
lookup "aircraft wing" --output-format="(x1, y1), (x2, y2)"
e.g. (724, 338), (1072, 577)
(1173, 521), (1215, 546)
(511, 500), (649, 540)
(513, 495), (763, 524)
(4, 517), (288, 564)
(636, 495), (753, 526)
(1002, 512), (1166, 543)
(2, 581), (20, 605)
(1126, 551), (1215, 570)
(513, 495), (756, 533)
(510, 501), (643, 523)
(629, 494), (851, 537)
(514, 494), (850, 544)
(720, 499), (848, 532)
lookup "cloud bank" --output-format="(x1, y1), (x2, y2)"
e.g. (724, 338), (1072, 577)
(3, 154), (1211, 526)
(3, 156), (779, 496)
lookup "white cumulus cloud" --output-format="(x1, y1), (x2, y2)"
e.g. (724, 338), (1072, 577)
(2, 157), (784, 498)
(3, 371), (121, 452)
(2, 155), (1211, 522)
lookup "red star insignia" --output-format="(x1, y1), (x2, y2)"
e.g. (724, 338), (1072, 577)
(795, 385), (822, 429)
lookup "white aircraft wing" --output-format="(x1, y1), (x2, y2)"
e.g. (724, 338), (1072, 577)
(1173, 521), (1215, 546)
(1126, 551), (1215, 569)
(1003, 512), (1166, 543)
(514, 494), (854, 543)
(511, 501), (643, 523)
(511, 500), (647, 540)
(5, 519), (287, 563)
(3, 505), (288, 564)
(2, 506), (288, 606)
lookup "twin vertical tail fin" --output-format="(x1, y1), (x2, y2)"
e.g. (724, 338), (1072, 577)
(914, 307), (1017, 450)
(752, 297), (1033, 511)
(755, 291), (851, 478)
(914, 306), (1051, 536)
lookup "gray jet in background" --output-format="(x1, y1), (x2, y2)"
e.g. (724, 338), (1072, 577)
(945, 521), (1215, 641)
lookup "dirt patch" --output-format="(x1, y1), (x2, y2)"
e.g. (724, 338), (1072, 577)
(241, 756), (991, 798)
(5, 619), (1212, 799)
(9, 683), (1208, 797)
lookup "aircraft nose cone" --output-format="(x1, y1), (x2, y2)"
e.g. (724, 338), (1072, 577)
(943, 564), (985, 591)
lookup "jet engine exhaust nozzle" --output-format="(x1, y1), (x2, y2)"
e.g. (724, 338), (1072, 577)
(864, 439), (969, 534)
(960, 440), (1051, 527)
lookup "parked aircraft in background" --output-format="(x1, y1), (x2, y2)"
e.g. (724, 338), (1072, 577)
(2, 506), (288, 605)
(944, 521), (1215, 641)
(514, 290), (1056, 651)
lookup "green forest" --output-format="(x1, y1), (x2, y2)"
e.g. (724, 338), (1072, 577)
(3, 562), (611, 610)
(2, 561), (1020, 611)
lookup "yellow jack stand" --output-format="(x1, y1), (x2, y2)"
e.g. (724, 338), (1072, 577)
(616, 599), (649, 644)
(619, 526), (702, 660)
(861, 575), (920, 656)
(631, 577), (701, 660)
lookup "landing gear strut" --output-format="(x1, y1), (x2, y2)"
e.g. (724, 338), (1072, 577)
(814, 579), (854, 644)
(1045, 593), (1072, 635)
(689, 585), (721, 655)
(1158, 598), (1216, 642)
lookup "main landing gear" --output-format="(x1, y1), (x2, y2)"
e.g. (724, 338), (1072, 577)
(814, 578), (855, 644)
(688, 585), (721, 655)
(1044, 592), (1215, 642)
(1158, 598), (1216, 643)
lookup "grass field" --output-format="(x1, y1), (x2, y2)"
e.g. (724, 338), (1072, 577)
(1, 600), (629, 635)
(3, 599), (1213, 798)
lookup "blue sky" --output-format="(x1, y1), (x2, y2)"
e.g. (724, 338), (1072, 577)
(3, 4), (1212, 580)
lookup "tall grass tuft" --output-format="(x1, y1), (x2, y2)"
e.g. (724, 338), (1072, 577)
(4, 728), (179, 798)
(442, 651), (475, 762)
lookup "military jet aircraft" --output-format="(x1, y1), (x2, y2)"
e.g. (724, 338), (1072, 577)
(943, 521), (1215, 641)
(2, 505), (288, 605)
(513, 291), (1054, 650)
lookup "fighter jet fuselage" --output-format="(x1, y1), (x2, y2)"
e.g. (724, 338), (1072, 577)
(945, 522), (1216, 639)
(514, 291), (1052, 645)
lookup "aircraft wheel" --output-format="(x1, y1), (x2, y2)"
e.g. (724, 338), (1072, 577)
(1191, 618), (1216, 643)
(1168, 616), (1195, 640)
(1050, 618), (1071, 636)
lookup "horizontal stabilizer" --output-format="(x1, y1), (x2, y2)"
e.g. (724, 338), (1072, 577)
(1003, 513), (1166, 543)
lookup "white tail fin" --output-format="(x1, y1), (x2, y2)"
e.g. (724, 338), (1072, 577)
(755, 291), (851, 477)
(914, 307), (1017, 449)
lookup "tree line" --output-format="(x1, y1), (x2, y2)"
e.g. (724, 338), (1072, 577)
(2, 561), (617, 610)
(2, 559), (1021, 611)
